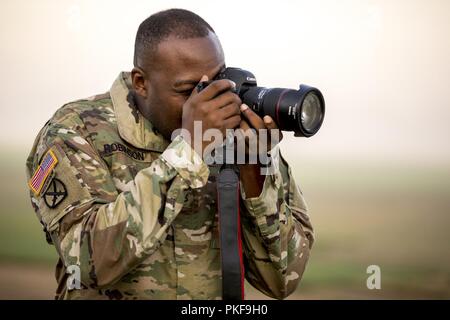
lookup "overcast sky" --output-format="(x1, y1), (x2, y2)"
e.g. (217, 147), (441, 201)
(1, 0), (449, 165)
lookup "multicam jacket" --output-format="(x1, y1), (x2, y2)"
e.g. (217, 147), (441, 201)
(25, 72), (314, 300)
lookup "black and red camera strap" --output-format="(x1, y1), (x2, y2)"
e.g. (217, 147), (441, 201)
(217, 165), (245, 300)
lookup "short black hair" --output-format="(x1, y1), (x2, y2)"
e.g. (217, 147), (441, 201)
(133, 9), (215, 67)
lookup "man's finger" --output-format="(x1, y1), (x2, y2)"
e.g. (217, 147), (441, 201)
(214, 90), (241, 109)
(219, 102), (241, 120)
(263, 116), (278, 130)
(263, 115), (283, 146)
(240, 104), (265, 129)
(222, 114), (241, 131)
(235, 120), (251, 158)
(198, 79), (236, 101)
(239, 119), (250, 131)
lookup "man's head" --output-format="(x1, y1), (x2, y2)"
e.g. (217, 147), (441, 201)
(131, 9), (225, 140)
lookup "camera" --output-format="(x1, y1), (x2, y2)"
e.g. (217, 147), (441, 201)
(197, 67), (325, 137)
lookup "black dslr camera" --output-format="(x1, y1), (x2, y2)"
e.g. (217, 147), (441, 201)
(198, 67), (325, 137)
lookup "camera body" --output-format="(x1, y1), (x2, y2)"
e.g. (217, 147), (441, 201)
(199, 67), (325, 137)
(214, 67), (258, 93)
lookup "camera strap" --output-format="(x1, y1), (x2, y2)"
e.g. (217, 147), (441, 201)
(217, 164), (245, 300)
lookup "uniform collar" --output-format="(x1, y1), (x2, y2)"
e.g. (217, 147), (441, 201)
(110, 72), (170, 152)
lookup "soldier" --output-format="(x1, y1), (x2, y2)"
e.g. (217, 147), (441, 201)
(25, 8), (314, 300)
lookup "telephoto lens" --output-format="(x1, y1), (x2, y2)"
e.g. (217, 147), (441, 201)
(241, 84), (325, 137)
(215, 67), (325, 137)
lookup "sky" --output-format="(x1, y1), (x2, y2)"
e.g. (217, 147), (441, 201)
(1, 0), (449, 165)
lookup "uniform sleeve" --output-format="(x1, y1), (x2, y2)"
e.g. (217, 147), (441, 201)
(239, 146), (314, 299)
(26, 117), (209, 289)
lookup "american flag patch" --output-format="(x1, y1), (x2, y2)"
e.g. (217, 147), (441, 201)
(28, 149), (58, 196)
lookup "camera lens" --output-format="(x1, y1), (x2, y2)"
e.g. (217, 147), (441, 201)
(240, 85), (325, 137)
(210, 67), (325, 137)
(301, 92), (322, 133)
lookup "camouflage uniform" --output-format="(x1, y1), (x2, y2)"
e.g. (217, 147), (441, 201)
(25, 72), (314, 300)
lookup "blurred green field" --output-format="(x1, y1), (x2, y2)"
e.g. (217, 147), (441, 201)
(1, 147), (449, 299)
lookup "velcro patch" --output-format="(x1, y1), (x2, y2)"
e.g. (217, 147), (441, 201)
(28, 148), (58, 195)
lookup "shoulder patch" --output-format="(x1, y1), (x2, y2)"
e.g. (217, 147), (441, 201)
(28, 148), (58, 195)
(43, 178), (67, 208)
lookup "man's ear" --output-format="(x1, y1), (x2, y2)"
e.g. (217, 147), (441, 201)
(131, 67), (148, 98)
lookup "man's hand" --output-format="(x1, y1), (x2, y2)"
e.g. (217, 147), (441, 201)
(181, 75), (242, 155)
(237, 103), (283, 164)
(237, 103), (283, 198)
